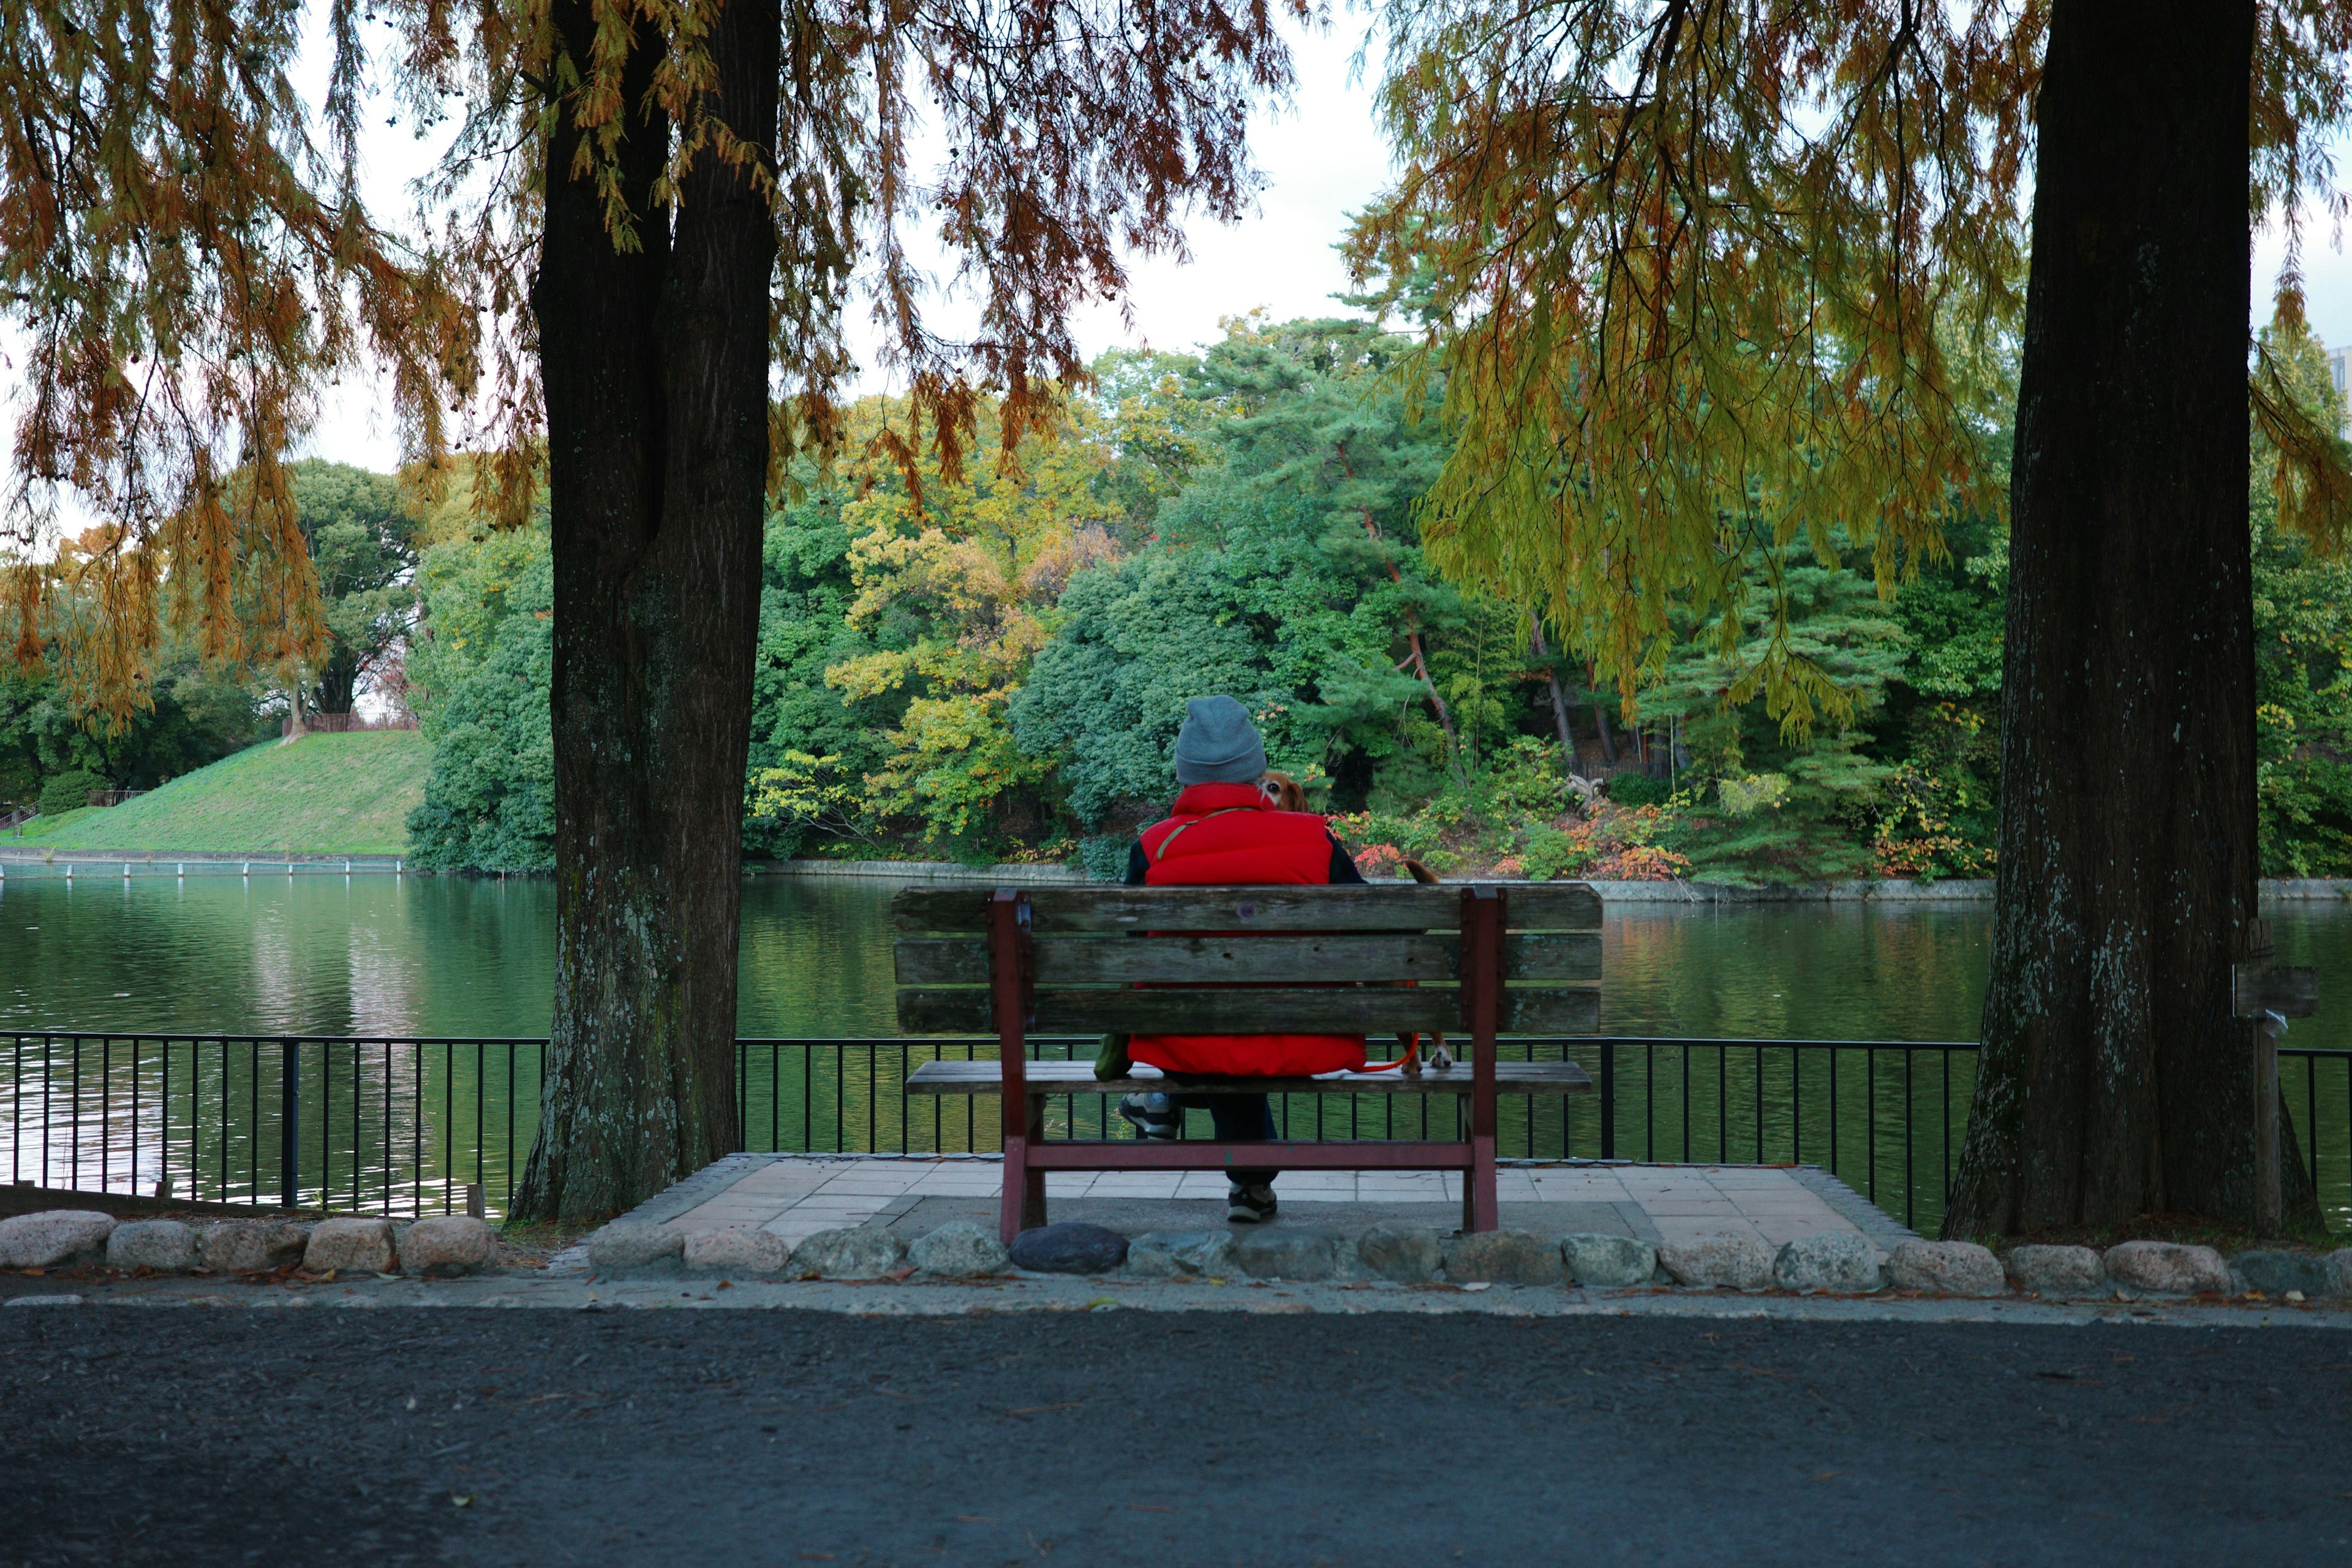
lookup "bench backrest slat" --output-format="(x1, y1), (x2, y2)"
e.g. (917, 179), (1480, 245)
(890, 882), (1600, 934)
(895, 984), (1598, 1036)
(892, 930), (1599, 987)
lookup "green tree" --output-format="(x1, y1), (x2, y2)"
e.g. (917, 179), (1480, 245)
(1012, 317), (1474, 821)
(402, 523), (556, 871)
(2250, 320), (2352, 876)
(285, 462), (417, 717)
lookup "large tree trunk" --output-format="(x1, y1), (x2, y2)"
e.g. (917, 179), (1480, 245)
(1944, 0), (2307, 1233)
(513, 0), (780, 1222)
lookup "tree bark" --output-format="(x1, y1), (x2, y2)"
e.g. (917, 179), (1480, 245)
(1529, 620), (1578, 769)
(513, 0), (780, 1223)
(1944, 0), (2308, 1232)
(1585, 659), (1618, 766)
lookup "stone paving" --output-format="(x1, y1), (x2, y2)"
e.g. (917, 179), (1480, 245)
(628, 1152), (1915, 1254)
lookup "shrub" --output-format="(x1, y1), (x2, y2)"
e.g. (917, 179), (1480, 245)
(1077, 834), (1133, 881)
(1603, 773), (1671, 807)
(38, 769), (103, 818)
(1717, 773), (1791, 816)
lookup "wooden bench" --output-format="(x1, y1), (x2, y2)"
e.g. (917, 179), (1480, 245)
(892, 882), (1600, 1242)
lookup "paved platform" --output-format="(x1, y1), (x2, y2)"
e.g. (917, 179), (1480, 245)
(622, 1153), (1915, 1253)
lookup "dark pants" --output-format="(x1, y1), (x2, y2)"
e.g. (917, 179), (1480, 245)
(1171, 1084), (1278, 1188)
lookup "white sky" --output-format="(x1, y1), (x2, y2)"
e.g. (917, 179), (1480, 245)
(302, 15), (1398, 473)
(2256, 205), (2352, 348)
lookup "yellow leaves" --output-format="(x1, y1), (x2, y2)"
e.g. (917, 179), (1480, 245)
(748, 749), (865, 830)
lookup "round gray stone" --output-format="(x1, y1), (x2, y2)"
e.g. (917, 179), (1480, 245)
(682, 1226), (794, 1275)
(1123, 1231), (1233, 1280)
(106, 1218), (199, 1273)
(402, 1216), (497, 1277)
(588, 1221), (685, 1276)
(794, 1226), (912, 1279)
(304, 1217), (396, 1275)
(2228, 1250), (2332, 1298)
(0, 1209), (116, 1269)
(2005, 1243), (2105, 1296)
(200, 1219), (309, 1275)
(1657, 1232), (1775, 1290)
(1007, 1223), (1126, 1275)
(909, 1221), (1011, 1278)
(1444, 1229), (1566, 1286)
(1773, 1233), (1883, 1294)
(1229, 1227), (1338, 1281)
(1885, 1240), (2006, 1297)
(2104, 1240), (2230, 1296)
(1354, 1223), (1442, 1284)
(1561, 1233), (1657, 1288)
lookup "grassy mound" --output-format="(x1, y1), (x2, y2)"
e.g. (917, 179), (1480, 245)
(13, 731), (431, 855)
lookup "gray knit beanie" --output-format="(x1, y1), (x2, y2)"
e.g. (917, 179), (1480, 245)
(1172, 696), (1267, 785)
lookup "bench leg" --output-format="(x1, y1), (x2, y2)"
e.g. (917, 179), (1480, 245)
(1023, 1093), (1049, 1228)
(1466, 1133), (1499, 1233)
(1000, 1099), (1051, 1245)
(1000, 1137), (1028, 1246)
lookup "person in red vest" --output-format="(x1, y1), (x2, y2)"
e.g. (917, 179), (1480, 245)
(1116, 696), (1367, 1223)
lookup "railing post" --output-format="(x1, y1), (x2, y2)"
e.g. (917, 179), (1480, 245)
(279, 1039), (300, 1208)
(1599, 1039), (1616, 1161)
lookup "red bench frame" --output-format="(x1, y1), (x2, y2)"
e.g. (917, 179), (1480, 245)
(982, 884), (1510, 1242)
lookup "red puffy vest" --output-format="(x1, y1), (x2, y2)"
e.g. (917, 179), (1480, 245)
(1128, 782), (1368, 1076)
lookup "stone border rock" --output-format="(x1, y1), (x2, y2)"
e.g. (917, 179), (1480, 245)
(560, 1208), (2352, 1305)
(0, 1211), (503, 1281)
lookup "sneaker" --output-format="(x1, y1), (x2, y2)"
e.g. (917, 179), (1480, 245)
(1227, 1182), (1277, 1224)
(1118, 1092), (1180, 1141)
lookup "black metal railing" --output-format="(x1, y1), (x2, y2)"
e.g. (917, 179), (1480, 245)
(6, 1032), (2348, 1235)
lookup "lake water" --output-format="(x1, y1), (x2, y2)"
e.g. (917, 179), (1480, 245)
(2, 872), (2347, 1231)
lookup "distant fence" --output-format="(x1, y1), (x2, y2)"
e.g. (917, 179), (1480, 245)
(281, 712), (418, 737)
(0, 856), (407, 877)
(4, 1033), (2348, 1234)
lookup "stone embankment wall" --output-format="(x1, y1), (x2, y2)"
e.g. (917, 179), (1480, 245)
(582, 1214), (2352, 1300)
(11, 1204), (2349, 1305)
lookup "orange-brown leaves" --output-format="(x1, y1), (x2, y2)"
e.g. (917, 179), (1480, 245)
(1, 0), (472, 726)
(6, 0), (1298, 726)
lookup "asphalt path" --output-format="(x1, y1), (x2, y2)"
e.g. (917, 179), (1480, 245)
(5, 1308), (2350, 1567)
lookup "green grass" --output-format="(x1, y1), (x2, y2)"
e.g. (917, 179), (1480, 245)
(12, 731), (432, 855)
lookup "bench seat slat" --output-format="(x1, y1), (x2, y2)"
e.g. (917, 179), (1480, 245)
(891, 931), (1600, 987)
(891, 883), (1599, 934)
(1022, 1141), (1479, 1172)
(895, 984), (1599, 1036)
(904, 1059), (1593, 1096)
